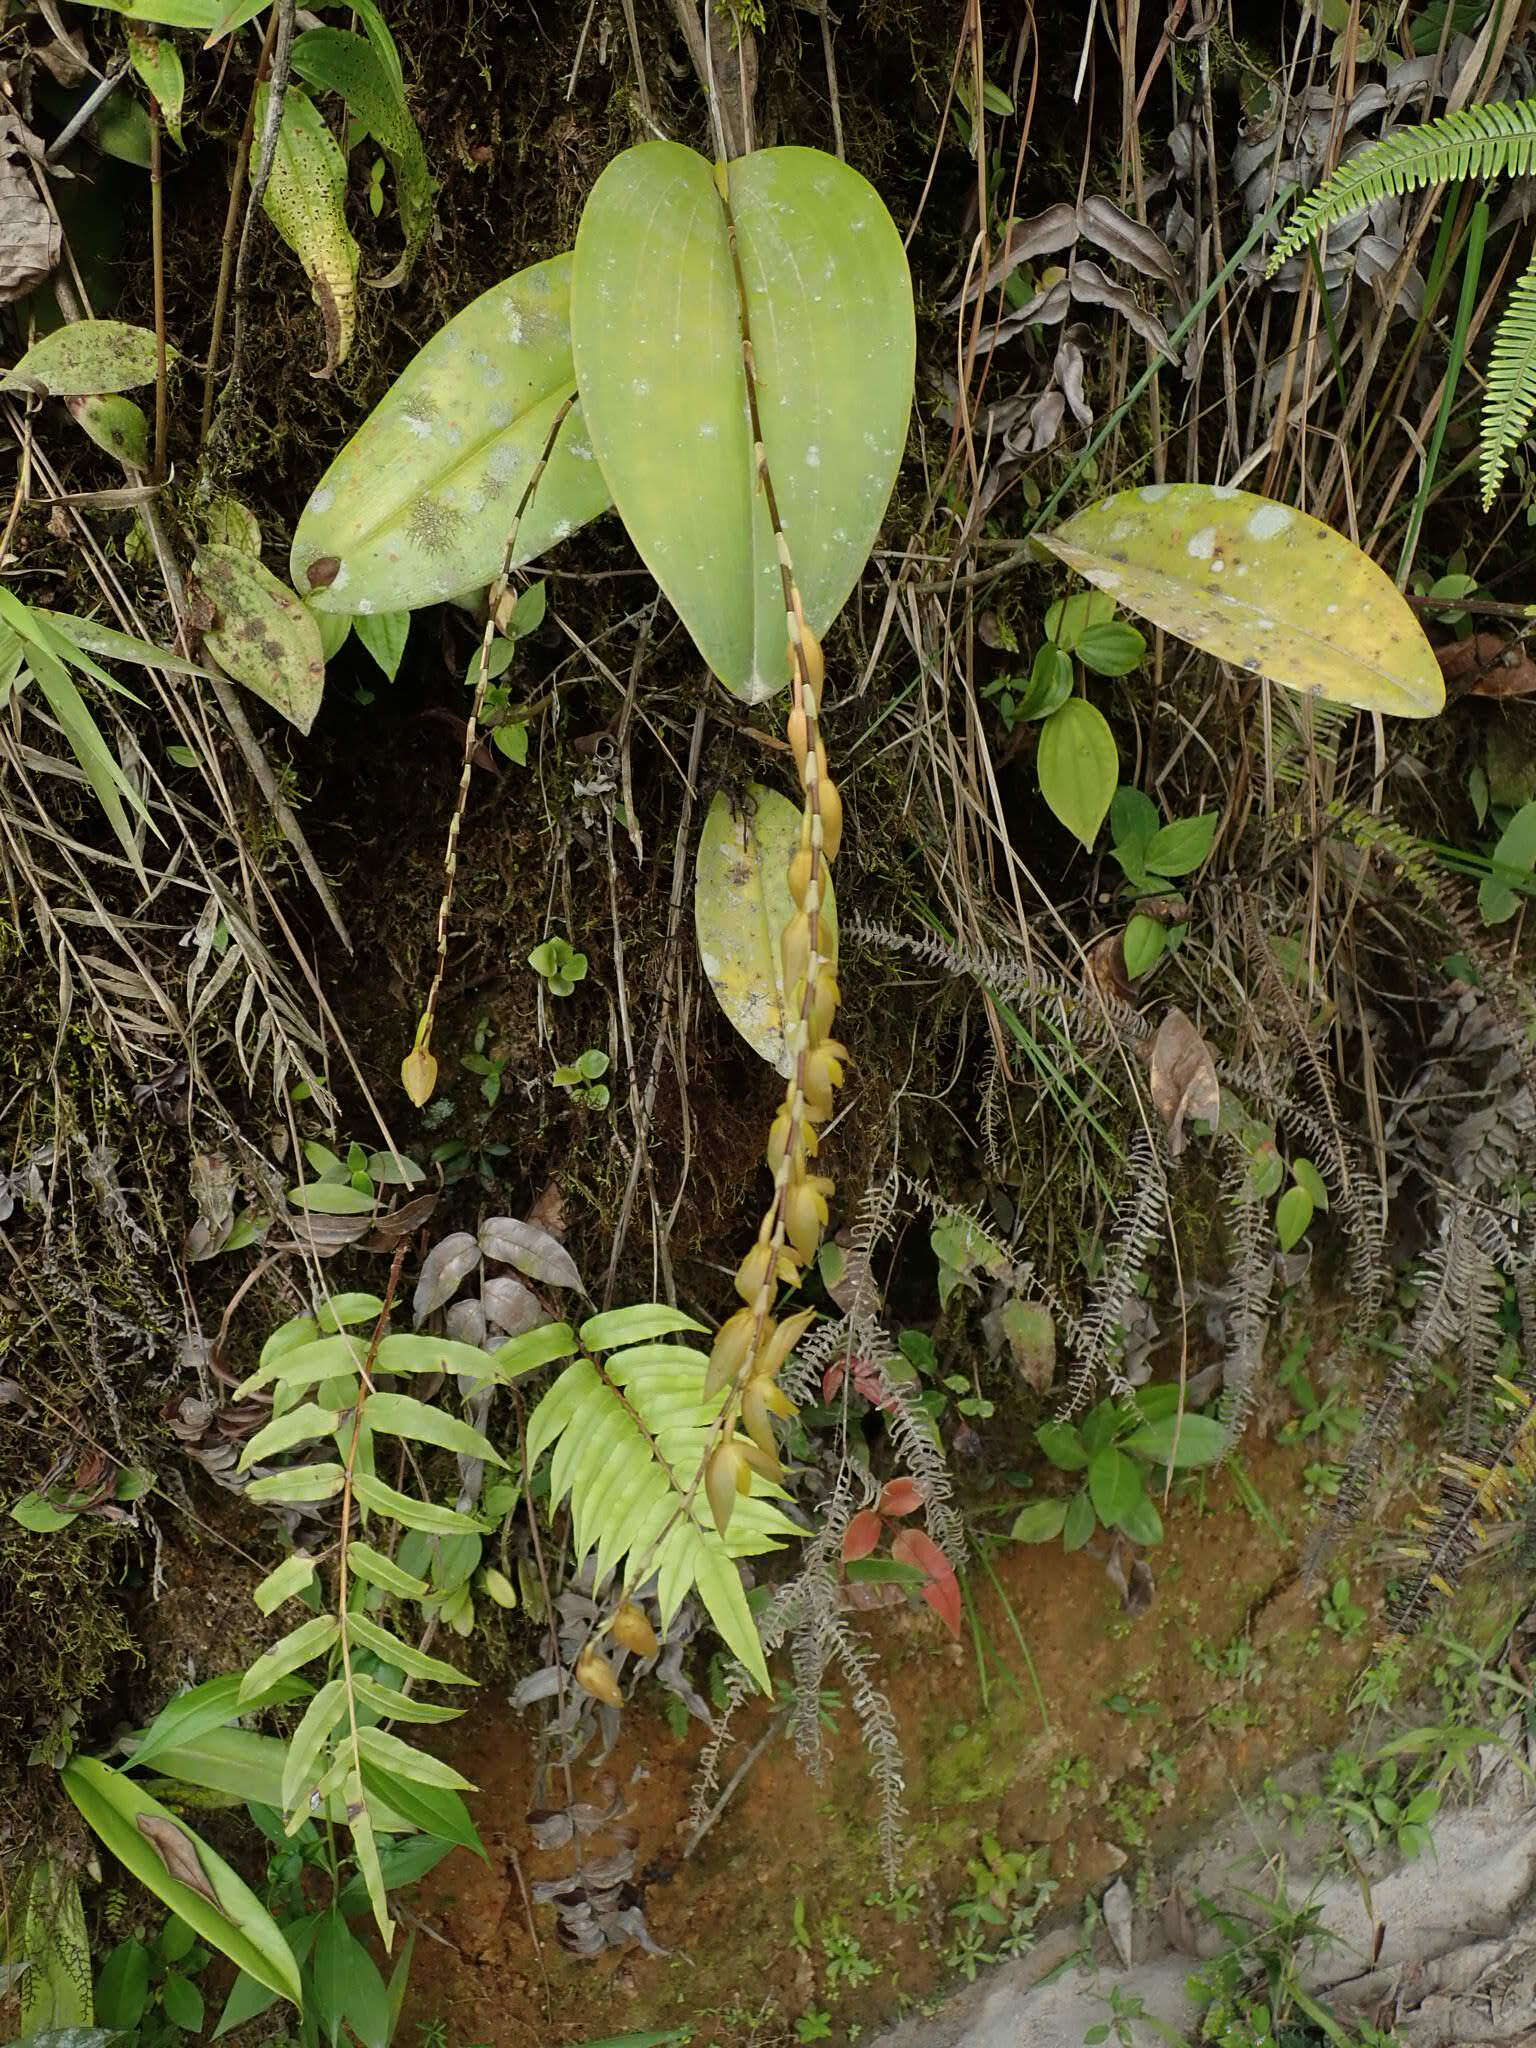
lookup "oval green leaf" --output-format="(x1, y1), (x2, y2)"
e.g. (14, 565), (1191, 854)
(1040, 484), (1443, 719)
(1037, 697), (1118, 848)
(194, 543), (327, 733)
(3, 321), (167, 397)
(571, 141), (914, 702)
(58, 1757), (303, 2009)
(1123, 1412), (1227, 1469)
(1010, 1497), (1069, 1544)
(67, 394), (151, 467)
(695, 783), (838, 1076)
(1275, 1182), (1314, 1253)
(291, 255), (608, 615)
(1087, 1446), (1143, 1529)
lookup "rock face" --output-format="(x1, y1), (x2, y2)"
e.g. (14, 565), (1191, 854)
(873, 1737), (1536, 2048)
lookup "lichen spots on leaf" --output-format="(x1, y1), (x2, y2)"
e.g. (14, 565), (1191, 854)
(1040, 482), (1444, 718)
(405, 496), (464, 557)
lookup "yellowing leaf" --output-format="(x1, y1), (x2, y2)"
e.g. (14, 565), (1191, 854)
(257, 85), (359, 375)
(1037, 697), (1117, 847)
(193, 543), (327, 732)
(1039, 484), (1444, 719)
(695, 784), (838, 1077)
(290, 256), (609, 616)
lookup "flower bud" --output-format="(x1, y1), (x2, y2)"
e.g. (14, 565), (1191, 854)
(781, 911), (812, 994)
(740, 1376), (778, 1458)
(734, 1238), (776, 1305)
(809, 965), (841, 1045)
(803, 1041), (847, 1118)
(608, 1601), (658, 1657)
(706, 1440), (746, 1535)
(756, 1306), (816, 1380)
(575, 1645), (624, 1708)
(797, 619), (825, 699)
(787, 845), (814, 910)
(738, 1438), (784, 1486)
(401, 1043), (438, 1107)
(767, 1106), (815, 1175)
(820, 778), (843, 863)
(706, 1305), (759, 1397)
(785, 1178), (829, 1262)
(787, 705), (810, 776)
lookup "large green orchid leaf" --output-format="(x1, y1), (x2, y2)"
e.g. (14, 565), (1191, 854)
(290, 255), (610, 616)
(570, 142), (913, 703)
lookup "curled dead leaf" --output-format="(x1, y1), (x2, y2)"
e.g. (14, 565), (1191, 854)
(136, 1813), (224, 1911)
(1149, 1005), (1220, 1156)
(1437, 631), (1536, 700)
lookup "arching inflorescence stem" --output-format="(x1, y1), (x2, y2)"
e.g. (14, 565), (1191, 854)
(701, 181), (849, 1537)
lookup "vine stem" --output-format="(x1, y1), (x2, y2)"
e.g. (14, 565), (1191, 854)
(149, 98), (167, 482)
(413, 396), (576, 1082)
(332, 1241), (407, 1944)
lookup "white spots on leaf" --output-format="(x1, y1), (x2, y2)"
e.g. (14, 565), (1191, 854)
(698, 421), (719, 439)
(805, 444), (821, 468)
(1210, 482), (1238, 499)
(1246, 502), (1293, 541)
(504, 310), (524, 344)
(567, 433), (594, 459)
(1326, 602), (1340, 614)
(330, 563), (351, 594)
(632, 377), (650, 397)
(489, 403), (514, 431)
(550, 519), (572, 541)
(357, 597), (375, 614)
(404, 415), (432, 440)
(309, 487), (334, 515)
(1139, 483), (1172, 502)
(1186, 525), (1218, 561)
(1094, 570), (1123, 590)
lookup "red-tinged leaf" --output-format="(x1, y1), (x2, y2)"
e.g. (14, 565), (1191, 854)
(842, 1509), (883, 1563)
(822, 1364), (845, 1402)
(852, 1360), (898, 1412)
(879, 1477), (923, 1517)
(891, 1527), (963, 1639)
(919, 1572), (963, 1639)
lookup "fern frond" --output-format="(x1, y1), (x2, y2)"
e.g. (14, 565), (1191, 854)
(1268, 98), (1536, 270)
(527, 1324), (802, 1693)
(1217, 1145), (1276, 1448)
(1481, 252), (1536, 506)
(1061, 1128), (1165, 1414)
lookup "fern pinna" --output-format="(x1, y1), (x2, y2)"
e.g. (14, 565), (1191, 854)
(1267, 97), (1536, 506)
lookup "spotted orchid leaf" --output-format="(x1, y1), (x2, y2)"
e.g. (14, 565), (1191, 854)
(1039, 484), (1443, 719)
(290, 255), (610, 617)
(695, 784), (838, 1076)
(570, 141), (914, 702)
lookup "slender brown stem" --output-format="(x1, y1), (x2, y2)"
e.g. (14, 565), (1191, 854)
(414, 396), (575, 1077)
(199, 4), (280, 447)
(149, 100), (167, 482)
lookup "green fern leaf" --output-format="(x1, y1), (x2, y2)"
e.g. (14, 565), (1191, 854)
(526, 1329), (800, 1692)
(1481, 251), (1536, 506)
(1267, 98), (1536, 271)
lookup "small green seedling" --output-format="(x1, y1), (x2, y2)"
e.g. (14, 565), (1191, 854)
(552, 1047), (610, 1108)
(288, 1135), (425, 1215)
(528, 935), (587, 996)
(461, 1014), (510, 1107)
(1010, 1384), (1225, 1551)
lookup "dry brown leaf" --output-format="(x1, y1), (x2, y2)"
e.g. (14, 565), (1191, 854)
(1149, 1006), (1220, 1156)
(0, 125), (60, 305)
(136, 1813), (224, 1911)
(1437, 632), (1536, 699)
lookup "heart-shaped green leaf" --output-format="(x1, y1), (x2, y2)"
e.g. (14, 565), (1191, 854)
(571, 141), (913, 702)
(193, 543), (326, 733)
(695, 783), (838, 1076)
(1040, 484), (1443, 719)
(1037, 697), (1118, 847)
(291, 256), (609, 615)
